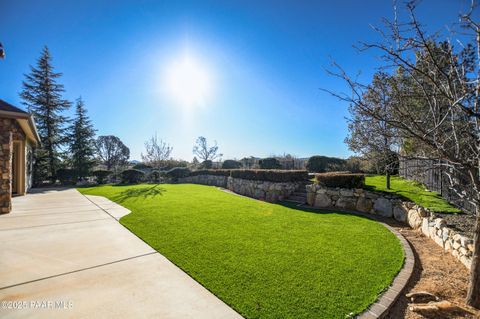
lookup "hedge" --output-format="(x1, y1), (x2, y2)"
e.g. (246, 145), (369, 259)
(315, 173), (365, 188)
(259, 157), (281, 169)
(190, 169), (231, 177)
(230, 170), (309, 183)
(92, 170), (112, 184)
(121, 169), (145, 184)
(166, 167), (191, 180)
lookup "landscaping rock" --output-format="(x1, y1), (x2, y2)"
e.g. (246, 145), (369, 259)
(422, 218), (430, 236)
(314, 193), (332, 208)
(335, 197), (357, 210)
(374, 197), (393, 217)
(393, 205), (407, 223)
(356, 197), (373, 213)
(407, 209), (423, 229)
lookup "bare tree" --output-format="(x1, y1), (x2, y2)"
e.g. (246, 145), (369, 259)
(345, 72), (400, 188)
(141, 134), (172, 181)
(95, 135), (130, 174)
(324, 1), (480, 307)
(192, 136), (222, 165)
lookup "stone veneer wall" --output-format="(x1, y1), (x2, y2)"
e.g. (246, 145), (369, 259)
(0, 118), (24, 213)
(178, 174), (299, 202)
(307, 184), (474, 269)
(0, 118), (13, 213)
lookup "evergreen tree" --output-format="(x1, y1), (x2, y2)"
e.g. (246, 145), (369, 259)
(68, 97), (96, 180)
(20, 46), (71, 184)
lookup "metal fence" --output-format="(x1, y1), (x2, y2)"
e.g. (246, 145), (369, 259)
(399, 157), (477, 215)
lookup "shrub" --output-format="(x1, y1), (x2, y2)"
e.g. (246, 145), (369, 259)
(259, 157), (281, 169)
(222, 160), (242, 169)
(315, 173), (365, 188)
(56, 168), (78, 185)
(165, 167), (191, 181)
(230, 170), (308, 183)
(306, 155), (346, 173)
(190, 169), (231, 176)
(132, 163), (152, 171)
(121, 169), (145, 184)
(161, 159), (189, 170)
(148, 170), (160, 182)
(200, 160), (213, 169)
(92, 170), (112, 184)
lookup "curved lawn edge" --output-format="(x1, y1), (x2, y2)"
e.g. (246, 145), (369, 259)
(300, 205), (414, 319)
(78, 184), (406, 319)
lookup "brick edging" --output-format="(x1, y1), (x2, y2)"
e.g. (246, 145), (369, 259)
(357, 224), (414, 319)
(291, 205), (414, 319)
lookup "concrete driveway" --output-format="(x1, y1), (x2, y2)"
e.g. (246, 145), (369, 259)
(0, 188), (242, 319)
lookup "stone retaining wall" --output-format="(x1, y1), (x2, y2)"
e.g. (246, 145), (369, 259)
(178, 174), (299, 202)
(226, 177), (298, 202)
(306, 184), (474, 269)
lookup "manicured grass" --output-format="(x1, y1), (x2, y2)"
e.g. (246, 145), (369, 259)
(79, 184), (404, 319)
(365, 175), (461, 213)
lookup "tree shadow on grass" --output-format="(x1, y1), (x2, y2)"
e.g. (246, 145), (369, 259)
(111, 184), (166, 202)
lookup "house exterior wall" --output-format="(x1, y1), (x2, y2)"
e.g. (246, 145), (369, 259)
(0, 118), (26, 213)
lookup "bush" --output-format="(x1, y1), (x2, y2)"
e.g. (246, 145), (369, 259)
(162, 159), (189, 170)
(230, 170), (308, 183)
(222, 160), (242, 169)
(190, 169), (231, 176)
(132, 163), (152, 171)
(259, 157), (281, 169)
(315, 173), (365, 188)
(56, 168), (78, 185)
(165, 167), (191, 180)
(200, 160), (213, 169)
(148, 170), (160, 182)
(306, 155), (346, 173)
(121, 169), (145, 184)
(92, 170), (112, 184)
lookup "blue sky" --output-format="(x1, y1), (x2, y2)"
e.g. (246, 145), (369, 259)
(0, 0), (473, 161)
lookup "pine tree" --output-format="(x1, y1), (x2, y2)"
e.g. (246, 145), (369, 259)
(20, 46), (71, 184)
(68, 97), (96, 180)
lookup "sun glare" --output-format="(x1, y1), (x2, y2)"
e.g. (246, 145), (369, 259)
(165, 54), (212, 108)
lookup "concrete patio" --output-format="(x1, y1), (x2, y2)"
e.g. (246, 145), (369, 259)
(0, 188), (242, 319)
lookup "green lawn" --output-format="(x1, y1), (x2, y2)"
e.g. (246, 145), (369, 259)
(365, 175), (461, 213)
(79, 184), (404, 319)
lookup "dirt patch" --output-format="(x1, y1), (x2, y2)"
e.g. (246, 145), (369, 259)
(387, 227), (478, 318)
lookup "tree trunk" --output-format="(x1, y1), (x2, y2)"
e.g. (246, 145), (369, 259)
(467, 208), (480, 308)
(386, 171), (391, 190)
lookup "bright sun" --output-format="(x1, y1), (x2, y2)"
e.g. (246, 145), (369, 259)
(165, 54), (212, 108)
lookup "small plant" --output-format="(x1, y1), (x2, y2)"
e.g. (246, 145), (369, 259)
(92, 170), (112, 184)
(56, 168), (78, 185)
(121, 169), (145, 184)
